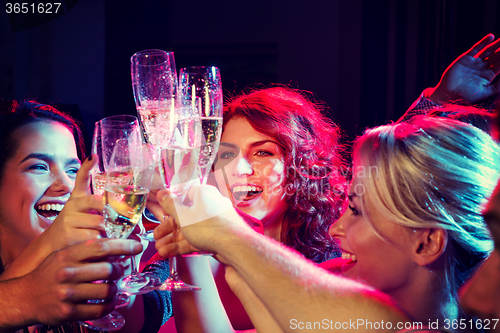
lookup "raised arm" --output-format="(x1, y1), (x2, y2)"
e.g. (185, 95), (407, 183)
(426, 33), (500, 104)
(154, 186), (409, 333)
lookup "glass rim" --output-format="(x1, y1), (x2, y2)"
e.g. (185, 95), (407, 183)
(131, 49), (172, 65)
(179, 66), (220, 74)
(99, 115), (139, 127)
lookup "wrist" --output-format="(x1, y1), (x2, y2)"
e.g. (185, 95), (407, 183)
(425, 85), (451, 105)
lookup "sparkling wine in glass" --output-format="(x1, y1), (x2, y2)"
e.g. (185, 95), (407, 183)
(154, 105), (202, 291)
(91, 115), (142, 195)
(178, 66), (223, 184)
(104, 139), (164, 296)
(131, 49), (177, 148)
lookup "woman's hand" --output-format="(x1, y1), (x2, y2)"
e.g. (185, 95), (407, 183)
(428, 34), (500, 104)
(152, 185), (249, 259)
(43, 155), (105, 251)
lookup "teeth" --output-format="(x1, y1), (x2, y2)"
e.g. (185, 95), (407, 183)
(232, 185), (263, 194)
(36, 203), (64, 212)
(341, 252), (357, 262)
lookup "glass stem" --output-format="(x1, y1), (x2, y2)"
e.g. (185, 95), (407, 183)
(169, 214), (180, 280)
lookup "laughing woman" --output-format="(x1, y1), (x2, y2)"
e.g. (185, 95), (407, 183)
(0, 100), (171, 333)
(328, 115), (500, 323)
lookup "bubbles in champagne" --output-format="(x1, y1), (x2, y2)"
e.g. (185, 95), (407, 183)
(199, 117), (222, 182)
(92, 171), (107, 195)
(104, 185), (148, 239)
(137, 105), (171, 147)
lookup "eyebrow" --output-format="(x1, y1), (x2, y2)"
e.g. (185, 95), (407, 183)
(250, 140), (280, 148)
(19, 153), (81, 166)
(220, 140), (281, 150)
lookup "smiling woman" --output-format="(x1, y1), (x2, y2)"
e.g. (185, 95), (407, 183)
(0, 100), (86, 272)
(0, 100), (172, 332)
(329, 115), (500, 323)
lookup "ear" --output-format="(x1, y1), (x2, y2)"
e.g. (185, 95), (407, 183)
(412, 228), (448, 266)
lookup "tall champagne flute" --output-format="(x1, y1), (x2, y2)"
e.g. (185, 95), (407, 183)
(131, 49), (177, 148)
(178, 66), (223, 184)
(155, 104), (202, 291)
(91, 115), (143, 195)
(100, 140), (161, 296)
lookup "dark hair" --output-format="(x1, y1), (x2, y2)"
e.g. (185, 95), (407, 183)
(224, 87), (347, 262)
(0, 100), (85, 182)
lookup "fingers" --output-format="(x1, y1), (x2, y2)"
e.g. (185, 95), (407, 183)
(153, 216), (174, 240)
(56, 277), (118, 302)
(476, 35), (500, 59)
(65, 195), (105, 217)
(69, 298), (119, 322)
(66, 239), (143, 263)
(156, 190), (179, 221)
(467, 33), (495, 57)
(71, 155), (97, 198)
(487, 49), (500, 74)
(59, 262), (124, 284)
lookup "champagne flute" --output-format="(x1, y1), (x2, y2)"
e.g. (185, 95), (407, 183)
(103, 139), (166, 296)
(178, 66), (223, 184)
(91, 115), (142, 195)
(131, 49), (177, 222)
(131, 49), (177, 148)
(155, 104), (202, 291)
(79, 116), (144, 331)
(178, 66), (223, 257)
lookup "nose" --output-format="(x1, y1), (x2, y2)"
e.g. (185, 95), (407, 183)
(329, 213), (347, 239)
(50, 169), (74, 195)
(233, 156), (254, 177)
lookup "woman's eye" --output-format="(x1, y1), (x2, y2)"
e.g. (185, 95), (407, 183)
(66, 168), (80, 176)
(28, 164), (48, 171)
(220, 151), (236, 159)
(256, 150), (273, 157)
(348, 205), (359, 216)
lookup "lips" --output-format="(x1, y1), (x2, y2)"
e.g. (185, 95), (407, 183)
(231, 185), (263, 202)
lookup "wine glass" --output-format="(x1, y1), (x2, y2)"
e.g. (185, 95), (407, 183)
(131, 49), (177, 149)
(178, 66), (223, 257)
(155, 103), (203, 291)
(91, 115), (143, 195)
(178, 66), (223, 185)
(79, 116), (144, 331)
(102, 139), (166, 297)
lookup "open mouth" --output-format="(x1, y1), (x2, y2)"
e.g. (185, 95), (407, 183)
(36, 203), (65, 222)
(231, 185), (263, 202)
(341, 251), (357, 263)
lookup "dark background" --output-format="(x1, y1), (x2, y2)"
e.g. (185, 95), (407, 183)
(1, 0), (499, 152)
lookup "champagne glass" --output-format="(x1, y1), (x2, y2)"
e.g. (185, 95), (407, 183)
(178, 66), (223, 257)
(178, 66), (223, 184)
(132, 50), (177, 223)
(79, 116), (144, 331)
(131, 49), (177, 148)
(155, 104), (202, 291)
(91, 115), (143, 195)
(103, 139), (165, 296)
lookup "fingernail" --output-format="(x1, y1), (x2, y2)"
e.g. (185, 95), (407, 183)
(131, 241), (142, 252)
(87, 155), (93, 162)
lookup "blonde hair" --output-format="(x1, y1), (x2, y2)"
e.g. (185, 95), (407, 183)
(353, 115), (500, 309)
